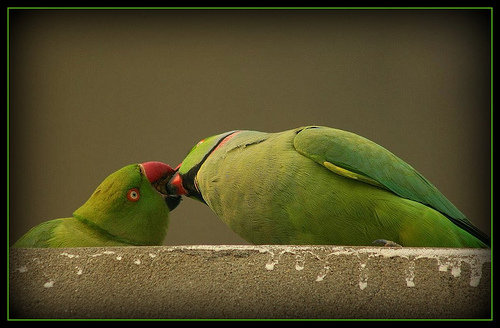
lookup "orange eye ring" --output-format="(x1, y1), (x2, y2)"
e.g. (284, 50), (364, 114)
(127, 188), (140, 202)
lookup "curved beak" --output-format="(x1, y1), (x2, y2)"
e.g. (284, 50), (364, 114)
(140, 161), (182, 211)
(166, 172), (188, 196)
(164, 194), (182, 211)
(141, 161), (175, 183)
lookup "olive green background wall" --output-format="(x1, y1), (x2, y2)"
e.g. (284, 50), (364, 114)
(9, 9), (491, 245)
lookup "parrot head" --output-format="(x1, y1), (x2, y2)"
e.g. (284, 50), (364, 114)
(73, 162), (181, 245)
(165, 131), (240, 203)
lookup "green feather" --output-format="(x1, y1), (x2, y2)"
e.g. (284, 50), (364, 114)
(293, 126), (489, 245)
(13, 164), (171, 248)
(174, 126), (488, 248)
(13, 219), (63, 248)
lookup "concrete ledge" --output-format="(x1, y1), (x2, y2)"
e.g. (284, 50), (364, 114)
(9, 245), (491, 319)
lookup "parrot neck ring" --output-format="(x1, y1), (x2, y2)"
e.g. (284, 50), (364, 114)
(168, 130), (241, 204)
(73, 213), (143, 246)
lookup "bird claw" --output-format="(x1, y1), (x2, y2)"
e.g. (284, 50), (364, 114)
(372, 239), (403, 247)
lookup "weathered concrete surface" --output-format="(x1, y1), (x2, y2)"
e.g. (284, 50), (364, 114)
(9, 245), (491, 319)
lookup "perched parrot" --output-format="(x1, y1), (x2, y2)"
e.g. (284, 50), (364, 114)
(165, 126), (489, 248)
(13, 162), (181, 248)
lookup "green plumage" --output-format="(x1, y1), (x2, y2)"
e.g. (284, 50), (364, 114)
(13, 163), (173, 248)
(172, 126), (489, 248)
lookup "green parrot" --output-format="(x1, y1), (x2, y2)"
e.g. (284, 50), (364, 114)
(13, 161), (181, 248)
(165, 126), (489, 248)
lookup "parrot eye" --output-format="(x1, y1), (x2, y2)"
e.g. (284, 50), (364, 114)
(127, 188), (140, 202)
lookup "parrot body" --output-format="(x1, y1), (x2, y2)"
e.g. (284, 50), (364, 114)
(13, 162), (181, 248)
(167, 126), (489, 248)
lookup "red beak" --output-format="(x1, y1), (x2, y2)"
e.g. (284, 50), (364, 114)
(168, 172), (188, 195)
(141, 161), (175, 183)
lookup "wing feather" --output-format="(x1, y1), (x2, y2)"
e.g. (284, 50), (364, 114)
(293, 126), (489, 245)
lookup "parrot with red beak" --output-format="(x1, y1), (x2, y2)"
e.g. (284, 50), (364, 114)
(166, 126), (489, 248)
(13, 162), (181, 247)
